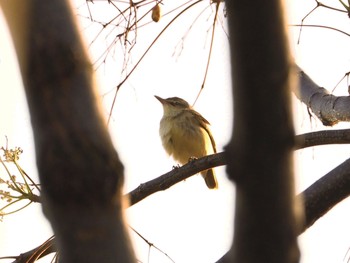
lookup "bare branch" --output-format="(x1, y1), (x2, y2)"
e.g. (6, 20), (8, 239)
(296, 0), (348, 43)
(298, 157), (350, 233)
(6, 126), (350, 210)
(126, 152), (226, 206)
(7, 145), (350, 262)
(107, 0), (204, 124)
(193, 1), (221, 106)
(293, 24), (350, 39)
(295, 129), (350, 149)
(11, 236), (55, 263)
(295, 66), (350, 126)
(217, 158), (350, 262)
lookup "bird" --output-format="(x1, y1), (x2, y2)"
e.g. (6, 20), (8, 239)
(155, 95), (218, 189)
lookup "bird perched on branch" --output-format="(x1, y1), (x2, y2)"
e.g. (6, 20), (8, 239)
(155, 95), (218, 189)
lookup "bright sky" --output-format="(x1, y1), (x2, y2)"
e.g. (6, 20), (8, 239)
(1, 0), (350, 262)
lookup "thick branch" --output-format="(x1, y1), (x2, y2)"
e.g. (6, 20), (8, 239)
(217, 160), (350, 263)
(295, 66), (350, 126)
(298, 158), (350, 233)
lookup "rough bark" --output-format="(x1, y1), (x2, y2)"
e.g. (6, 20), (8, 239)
(295, 66), (350, 126)
(224, 0), (301, 262)
(0, 1), (136, 262)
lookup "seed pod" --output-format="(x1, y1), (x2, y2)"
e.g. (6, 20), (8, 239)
(152, 4), (161, 22)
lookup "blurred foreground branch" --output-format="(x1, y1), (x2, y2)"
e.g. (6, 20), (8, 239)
(0, 0), (136, 262)
(224, 0), (300, 261)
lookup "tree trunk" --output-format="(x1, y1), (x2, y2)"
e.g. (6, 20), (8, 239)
(0, 1), (136, 262)
(224, 1), (301, 262)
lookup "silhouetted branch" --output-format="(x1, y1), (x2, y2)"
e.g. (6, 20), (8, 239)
(298, 158), (350, 233)
(11, 236), (55, 263)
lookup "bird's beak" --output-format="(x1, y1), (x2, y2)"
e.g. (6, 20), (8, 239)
(154, 95), (167, 104)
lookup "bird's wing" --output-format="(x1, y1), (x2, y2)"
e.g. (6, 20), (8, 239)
(190, 109), (217, 153)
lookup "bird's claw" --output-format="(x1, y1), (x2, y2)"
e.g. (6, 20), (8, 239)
(172, 164), (181, 170)
(188, 156), (198, 163)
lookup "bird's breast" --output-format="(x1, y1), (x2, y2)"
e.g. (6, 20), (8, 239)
(159, 116), (211, 164)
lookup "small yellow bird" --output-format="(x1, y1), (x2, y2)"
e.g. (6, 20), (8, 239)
(155, 96), (218, 189)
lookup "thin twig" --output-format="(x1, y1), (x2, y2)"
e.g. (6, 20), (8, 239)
(193, 1), (220, 106)
(107, 0), (204, 124)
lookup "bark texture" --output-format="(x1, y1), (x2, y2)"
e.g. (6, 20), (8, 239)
(0, 1), (136, 262)
(295, 66), (350, 126)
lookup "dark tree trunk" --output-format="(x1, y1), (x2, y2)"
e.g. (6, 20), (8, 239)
(0, 1), (136, 262)
(223, 0), (301, 262)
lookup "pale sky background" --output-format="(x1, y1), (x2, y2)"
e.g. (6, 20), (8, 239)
(1, 0), (350, 262)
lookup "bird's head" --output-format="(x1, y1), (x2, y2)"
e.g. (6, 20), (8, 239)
(155, 96), (190, 116)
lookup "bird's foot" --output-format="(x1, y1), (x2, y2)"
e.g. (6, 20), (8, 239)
(172, 164), (181, 170)
(188, 156), (198, 163)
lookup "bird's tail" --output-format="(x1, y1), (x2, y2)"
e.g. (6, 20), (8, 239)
(202, 169), (218, 189)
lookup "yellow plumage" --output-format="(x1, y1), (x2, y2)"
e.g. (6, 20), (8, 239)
(155, 96), (218, 189)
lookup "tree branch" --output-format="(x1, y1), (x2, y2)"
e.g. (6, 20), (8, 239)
(295, 129), (350, 149)
(217, 159), (350, 263)
(295, 66), (350, 126)
(7, 128), (350, 211)
(7, 126), (350, 210)
(298, 157), (350, 233)
(2, 0), (350, 262)
(126, 152), (226, 206)
(11, 237), (55, 263)
(8, 153), (227, 263)
(8, 146), (350, 262)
